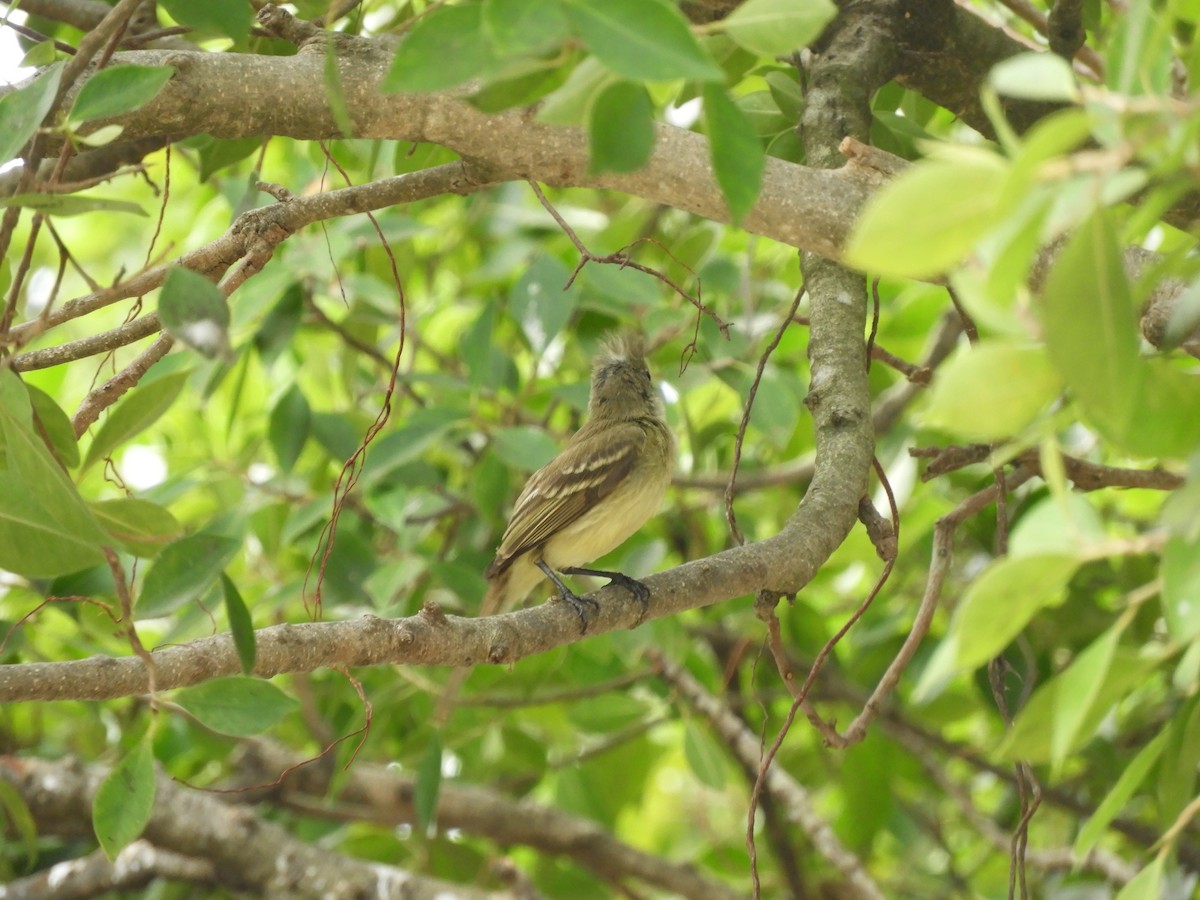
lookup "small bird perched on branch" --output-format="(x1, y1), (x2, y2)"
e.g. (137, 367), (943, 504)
(482, 331), (676, 628)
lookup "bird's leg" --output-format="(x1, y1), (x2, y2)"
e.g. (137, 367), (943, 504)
(561, 566), (650, 620)
(537, 560), (599, 632)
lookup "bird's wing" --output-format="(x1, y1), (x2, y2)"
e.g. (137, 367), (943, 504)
(486, 421), (646, 577)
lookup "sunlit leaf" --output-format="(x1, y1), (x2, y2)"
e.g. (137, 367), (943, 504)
(722, 0), (836, 57)
(923, 342), (1062, 441)
(845, 154), (1008, 278)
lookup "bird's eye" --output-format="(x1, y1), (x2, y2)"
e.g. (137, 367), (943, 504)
(642, 367), (651, 381)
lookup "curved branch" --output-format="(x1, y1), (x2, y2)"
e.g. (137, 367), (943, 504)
(0, 755), (496, 900)
(235, 738), (741, 900)
(651, 651), (884, 900)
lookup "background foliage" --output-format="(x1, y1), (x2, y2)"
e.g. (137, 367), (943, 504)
(1, 0), (1199, 897)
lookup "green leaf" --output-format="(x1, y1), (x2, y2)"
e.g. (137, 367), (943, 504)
(175, 676), (297, 736)
(158, 266), (232, 360)
(198, 137), (262, 183)
(222, 574), (256, 674)
(998, 647), (1150, 762)
(414, 735), (443, 833)
(0, 193), (146, 217)
(538, 56), (616, 126)
(1163, 533), (1200, 641)
(684, 721), (727, 789)
(20, 40), (58, 69)
(509, 254), (576, 351)
(915, 553), (1080, 700)
(0, 774), (39, 871)
(90, 498), (183, 558)
(1042, 211), (1200, 458)
(1156, 696), (1200, 825)
(954, 554), (1080, 670)
(0, 479), (106, 577)
(492, 425), (559, 471)
(922, 342), (1062, 441)
(254, 282), (305, 365)
(702, 84), (765, 223)
(1074, 731), (1166, 859)
(384, 5), (497, 93)
(563, 0), (723, 82)
(988, 51), (1080, 102)
(0, 63), (63, 165)
(67, 65), (174, 126)
(25, 383), (79, 469)
(1048, 624), (1123, 776)
(721, 0), (836, 57)
(361, 407), (467, 484)
(93, 738), (156, 859)
(484, 0), (570, 56)
(158, 0), (252, 41)
(844, 153), (1008, 278)
(83, 370), (190, 471)
(1115, 855), (1165, 900)
(136, 531), (241, 618)
(0, 370), (108, 572)
(268, 383), (311, 473)
(589, 81), (656, 174)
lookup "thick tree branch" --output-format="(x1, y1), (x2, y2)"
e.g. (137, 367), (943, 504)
(0, 755), (497, 900)
(23, 35), (872, 263)
(0, 841), (239, 898)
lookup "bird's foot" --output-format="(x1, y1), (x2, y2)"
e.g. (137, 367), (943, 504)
(537, 561), (599, 633)
(562, 567), (650, 624)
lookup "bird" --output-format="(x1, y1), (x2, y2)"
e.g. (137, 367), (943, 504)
(481, 331), (675, 629)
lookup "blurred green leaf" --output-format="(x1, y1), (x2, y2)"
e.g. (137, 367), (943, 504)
(484, 0), (570, 56)
(683, 721), (726, 789)
(93, 738), (155, 859)
(0, 194), (146, 217)
(563, 0), (723, 82)
(269, 383), (311, 473)
(589, 81), (655, 174)
(1074, 731), (1166, 859)
(722, 0), (836, 57)
(702, 84), (764, 223)
(414, 735), (443, 833)
(1042, 211), (1200, 458)
(175, 676), (297, 736)
(922, 342), (1061, 441)
(384, 5), (497, 93)
(845, 153), (1008, 278)
(68, 65), (174, 126)
(159, 0), (252, 41)
(0, 63), (62, 165)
